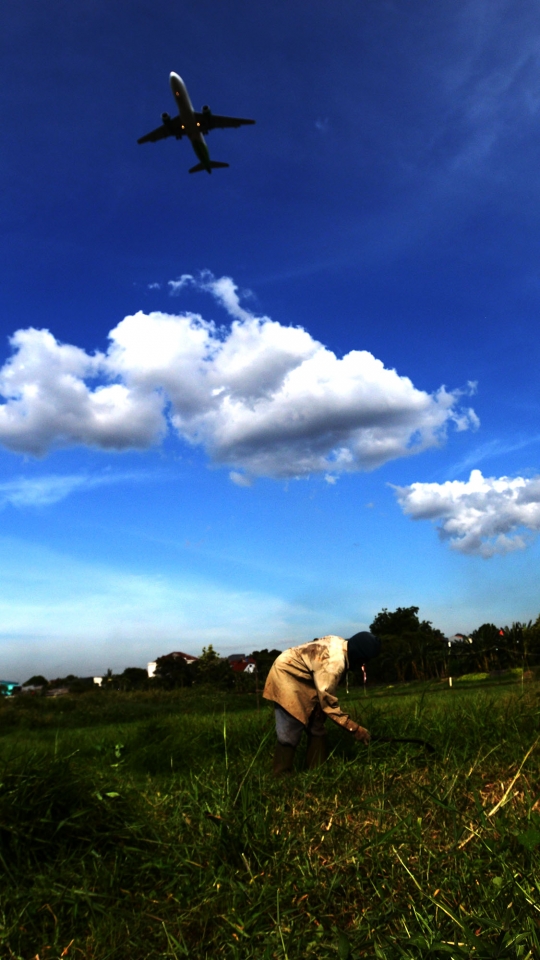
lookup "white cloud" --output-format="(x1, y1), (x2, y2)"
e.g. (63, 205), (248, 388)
(393, 469), (540, 557)
(168, 270), (254, 321)
(0, 274), (478, 479)
(0, 328), (165, 455)
(167, 273), (195, 296)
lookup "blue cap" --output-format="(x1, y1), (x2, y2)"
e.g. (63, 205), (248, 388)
(346, 632), (380, 669)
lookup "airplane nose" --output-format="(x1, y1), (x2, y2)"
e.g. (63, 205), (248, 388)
(169, 72), (183, 87)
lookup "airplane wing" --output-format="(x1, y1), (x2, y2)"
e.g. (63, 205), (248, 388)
(195, 113), (255, 131)
(137, 117), (183, 144)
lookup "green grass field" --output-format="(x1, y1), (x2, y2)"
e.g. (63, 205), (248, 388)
(0, 680), (539, 959)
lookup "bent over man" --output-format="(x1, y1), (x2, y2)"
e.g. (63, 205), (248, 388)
(263, 632), (380, 775)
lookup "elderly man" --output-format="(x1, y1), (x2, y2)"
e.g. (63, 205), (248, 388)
(263, 631), (380, 774)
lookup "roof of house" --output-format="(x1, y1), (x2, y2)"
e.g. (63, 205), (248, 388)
(229, 656), (257, 673)
(161, 651), (199, 661)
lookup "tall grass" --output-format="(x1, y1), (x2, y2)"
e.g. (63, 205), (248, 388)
(0, 683), (539, 959)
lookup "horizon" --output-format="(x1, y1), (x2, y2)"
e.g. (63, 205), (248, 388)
(1, 0), (540, 678)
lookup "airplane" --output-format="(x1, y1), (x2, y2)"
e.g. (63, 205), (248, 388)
(138, 72), (255, 174)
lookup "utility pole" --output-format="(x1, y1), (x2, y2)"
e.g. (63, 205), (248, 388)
(255, 664), (260, 714)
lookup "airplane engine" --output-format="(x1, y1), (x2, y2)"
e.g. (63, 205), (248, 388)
(202, 105), (212, 115)
(161, 112), (172, 123)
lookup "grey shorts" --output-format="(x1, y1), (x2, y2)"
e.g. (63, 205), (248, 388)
(275, 703), (327, 747)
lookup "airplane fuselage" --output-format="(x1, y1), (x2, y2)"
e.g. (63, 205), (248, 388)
(138, 72), (254, 173)
(169, 72), (211, 170)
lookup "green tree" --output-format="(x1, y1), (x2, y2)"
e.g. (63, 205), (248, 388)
(466, 623), (503, 673)
(23, 675), (48, 687)
(48, 674), (77, 689)
(192, 645), (233, 688)
(248, 649), (282, 682)
(523, 615), (540, 666)
(118, 667), (149, 691)
(369, 606), (446, 683)
(498, 623), (528, 671)
(154, 655), (192, 689)
(458, 621), (529, 675)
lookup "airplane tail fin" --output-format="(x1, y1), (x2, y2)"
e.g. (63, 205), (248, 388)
(189, 160), (230, 174)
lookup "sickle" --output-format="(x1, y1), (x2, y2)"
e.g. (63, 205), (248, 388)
(369, 736), (436, 753)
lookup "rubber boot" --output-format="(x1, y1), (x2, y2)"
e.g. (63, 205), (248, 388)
(306, 735), (328, 769)
(273, 742), (296, 776)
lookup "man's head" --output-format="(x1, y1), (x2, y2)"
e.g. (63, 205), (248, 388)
(346, 631), (380, 670)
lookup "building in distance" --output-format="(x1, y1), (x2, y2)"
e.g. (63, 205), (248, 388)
(227, 654), (257, 674)
(147, 651), (199, 678)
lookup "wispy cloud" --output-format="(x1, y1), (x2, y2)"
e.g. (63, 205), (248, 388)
(0, 471), (155, 508)
(444, 434), (540, 478)
(229, 470), (252, 488)
(168, 270), (255, 321)
(315, 118), (329, 133)
(0, 535), (330, 678)
(442, 3), (540, 176)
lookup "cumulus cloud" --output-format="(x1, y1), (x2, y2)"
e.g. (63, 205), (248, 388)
(0, 328), (164, 455)
(0, 274), (478, 479)
(393, 469), (540, 557)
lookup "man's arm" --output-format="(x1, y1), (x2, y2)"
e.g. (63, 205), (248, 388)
(310, 656), (370, 742)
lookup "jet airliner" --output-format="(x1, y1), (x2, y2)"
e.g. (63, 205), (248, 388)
(138, 72), (255, 174)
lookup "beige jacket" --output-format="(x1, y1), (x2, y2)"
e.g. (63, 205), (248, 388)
(263, 635), (360, 735)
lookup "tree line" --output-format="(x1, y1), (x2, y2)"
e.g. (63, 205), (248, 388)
(366, 606), (540, 684)
(21, 646), (283, 694)
(19, 608), (540, 694)
(165, 610), (539, 688)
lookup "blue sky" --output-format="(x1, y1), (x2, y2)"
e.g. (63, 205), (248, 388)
(1, 0), (540, 678)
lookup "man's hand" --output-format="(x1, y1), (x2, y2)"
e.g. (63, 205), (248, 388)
(354, 726), (370, 744)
